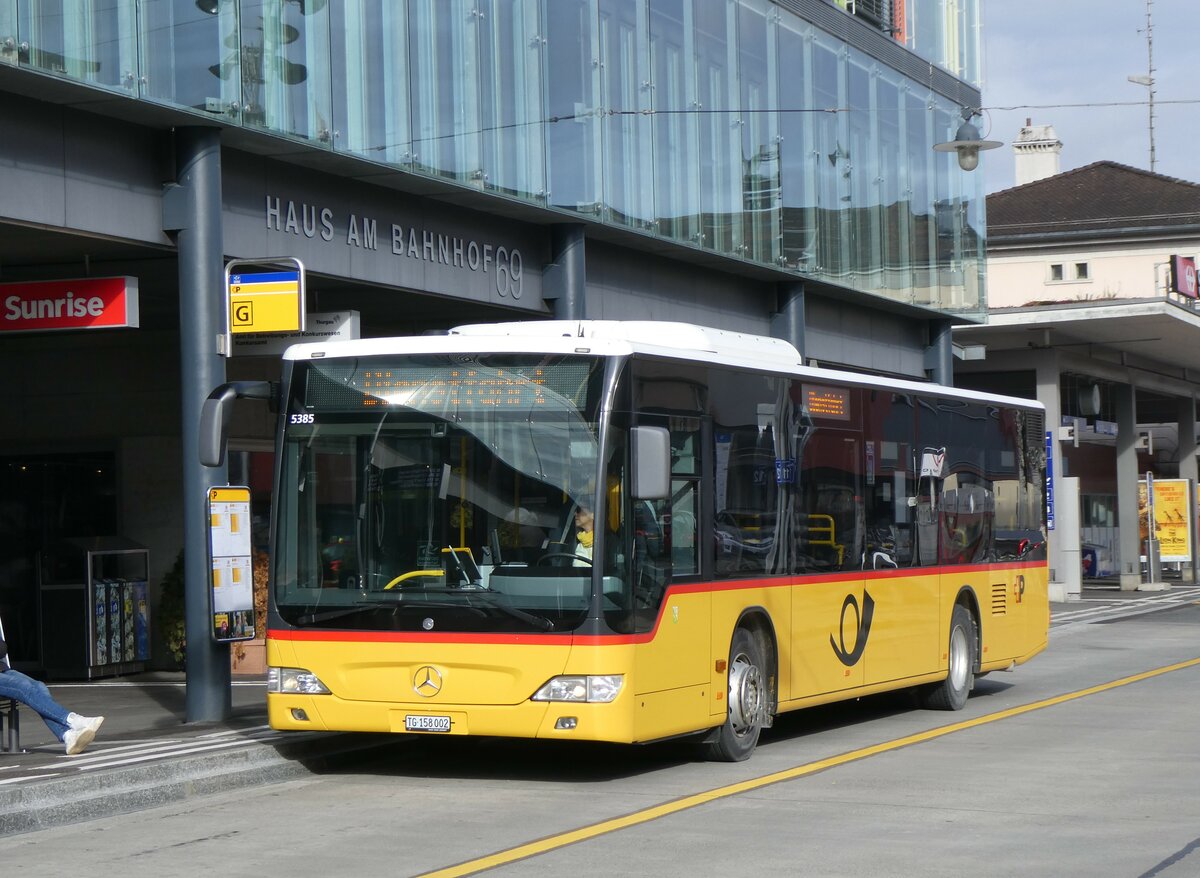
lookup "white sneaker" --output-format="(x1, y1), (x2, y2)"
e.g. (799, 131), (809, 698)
(63, 716), (103, 756)
(67, 713), (104, 732)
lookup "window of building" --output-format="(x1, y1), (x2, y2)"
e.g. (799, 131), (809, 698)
(1049, 263), (1064, 282)
(1074, 262), (1090, 280)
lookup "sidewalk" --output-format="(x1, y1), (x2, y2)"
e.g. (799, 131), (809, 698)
(0, 671), (392, 837)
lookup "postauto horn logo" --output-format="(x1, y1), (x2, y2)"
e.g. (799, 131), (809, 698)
(831, 589), (875, 667)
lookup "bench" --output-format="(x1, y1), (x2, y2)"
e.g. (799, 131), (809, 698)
(0, 616), (20, 752)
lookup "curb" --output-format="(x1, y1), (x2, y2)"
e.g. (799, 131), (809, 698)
(0, 733), (393, 837)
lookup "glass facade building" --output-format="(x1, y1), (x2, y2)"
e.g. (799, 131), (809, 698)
(0, 0), (986, 315)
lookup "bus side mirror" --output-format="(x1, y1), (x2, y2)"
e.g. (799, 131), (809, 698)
(631, 426), (670, 500)
(199, 381), (275, 467)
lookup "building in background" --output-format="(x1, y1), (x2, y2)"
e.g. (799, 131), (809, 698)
(0, 0), (991, 671)
(957, 154), (1200, 596)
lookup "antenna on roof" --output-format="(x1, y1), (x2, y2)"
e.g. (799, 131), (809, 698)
(1127, 0), (1156, 172)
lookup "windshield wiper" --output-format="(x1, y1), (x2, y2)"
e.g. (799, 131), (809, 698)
(466, 590), (555, 632)
(295, 595), (550, 630)
(296, 601), (397, 626)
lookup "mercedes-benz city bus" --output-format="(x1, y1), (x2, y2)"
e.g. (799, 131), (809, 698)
(201, 321), (1049, 761)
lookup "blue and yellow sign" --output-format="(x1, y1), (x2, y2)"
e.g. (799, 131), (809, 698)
(228, 269), (303, 334)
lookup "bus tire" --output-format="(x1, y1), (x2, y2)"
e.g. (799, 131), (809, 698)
(920, 604), (976, 711)
(704, 627), (768, 762)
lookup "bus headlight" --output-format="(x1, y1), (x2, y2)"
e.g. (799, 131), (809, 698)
(531, 675), (623, 703)
(267, 666), (331, 695)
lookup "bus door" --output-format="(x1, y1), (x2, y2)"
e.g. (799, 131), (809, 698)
(862, 446), (942, 685)
(791, 428), (868, 698)
(625, 413), (710, 696)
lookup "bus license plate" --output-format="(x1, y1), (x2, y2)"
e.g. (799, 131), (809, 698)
(405, 714), (451, 733)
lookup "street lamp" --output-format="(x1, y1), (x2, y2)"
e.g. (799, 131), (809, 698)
(934, 110), (1001, 172)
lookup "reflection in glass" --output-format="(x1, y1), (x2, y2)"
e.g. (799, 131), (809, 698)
(650, 0), (700, 244)
(238, 0), (332, 144)
(18, 0), (134, 90)
(694, 0), (739, 255)
(544, 0), (599, 215)
(330, 2), (409, 162)
(478, 0), (545, 200)
(140, 0), (236, 115)
(19, 0), (989, 318)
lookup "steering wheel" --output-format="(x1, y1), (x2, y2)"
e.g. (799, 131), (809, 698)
(535, 552), (592, 566)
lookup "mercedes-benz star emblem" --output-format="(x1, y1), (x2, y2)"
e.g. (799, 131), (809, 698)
(413, 665), (443, 697)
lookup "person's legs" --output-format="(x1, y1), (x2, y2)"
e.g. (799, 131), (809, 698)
(0, 669), (70, 741)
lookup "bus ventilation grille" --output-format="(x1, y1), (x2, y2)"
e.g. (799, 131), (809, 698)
(991, 583), (1008, 616)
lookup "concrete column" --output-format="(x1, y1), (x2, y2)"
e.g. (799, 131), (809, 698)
(167, 127), (232, 722)
(1114, 383), (1142, 591)
(770, 282), (806, 360)
(547, 224), (586, 321)
(1057, 477), (1082, 601)
(1177, 396), (1198, 583)
(1035, 359), (1064, 588)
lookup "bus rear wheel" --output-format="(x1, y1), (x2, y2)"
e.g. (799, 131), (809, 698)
(920, 604), (976, 711)
(704, 627), (768, 762)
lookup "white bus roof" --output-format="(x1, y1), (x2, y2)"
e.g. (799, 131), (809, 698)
(283, 320), (1043, 413)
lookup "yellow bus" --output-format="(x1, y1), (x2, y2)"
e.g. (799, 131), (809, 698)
(204, 320), (1048, 761)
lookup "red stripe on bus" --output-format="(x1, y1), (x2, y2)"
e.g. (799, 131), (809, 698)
(268, 560), (1044, 648)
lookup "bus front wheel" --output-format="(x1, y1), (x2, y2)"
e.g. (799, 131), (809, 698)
(704, 627), (768, 762)
(920, 604), (976, 711)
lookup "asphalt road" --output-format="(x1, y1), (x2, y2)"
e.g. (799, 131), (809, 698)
(3, 591), (1199, 878)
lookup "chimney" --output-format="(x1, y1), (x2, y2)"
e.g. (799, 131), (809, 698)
(1013, 119), (1062, 186)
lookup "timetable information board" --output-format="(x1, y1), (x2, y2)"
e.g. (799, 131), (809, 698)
(208, 486), (256, 642)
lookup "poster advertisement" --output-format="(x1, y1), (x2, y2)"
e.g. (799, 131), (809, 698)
(1140, 478), (1192, 563)
(208, 486), (256, 642)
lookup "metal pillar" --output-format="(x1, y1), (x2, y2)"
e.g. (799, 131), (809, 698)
(926, 319), (954, 386)
(165, 127), (232, 722)
(547, 224), (586, 321)
(1035, 358), (1066, 596)
(770, 282), (806, 360)
(1177, 396), (1198, 582)
(1114, 383), (1142, 591)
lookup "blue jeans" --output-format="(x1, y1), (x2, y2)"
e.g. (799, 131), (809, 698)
(0, 669), (71, 742)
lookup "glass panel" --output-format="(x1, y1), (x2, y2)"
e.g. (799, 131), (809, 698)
(408, 0), (480, 182)
(694, 0), (739, 254)
(847, 49), (881, 292)
(18, 0), (135, 90)
(330, 1), (410, 162)
(598, 0), (652, 229)
(737, 0), (778, 265)
(811, 31), (847, 280)
(931, 95), (960, 310)
(906, 84), (935, 306)
(776, 14), (813, 272)
(0, 1), (16, 65)
(478, 0), (545, 200)
(139, 0), (238, 117)
(238, 0), (332, 144)
(544, 0), (600, 215)
(877, 67), (910, 297)
(903, 0), (979, 86)
(649, 0), (699, 244)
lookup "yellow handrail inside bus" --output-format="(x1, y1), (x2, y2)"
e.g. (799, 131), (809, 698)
(383, 570), (445, 590)
(803, 514), (844, 566)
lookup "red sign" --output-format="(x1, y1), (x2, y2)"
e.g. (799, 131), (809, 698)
(1170, 255), (1197, 298)
(0, 277), (139, 333)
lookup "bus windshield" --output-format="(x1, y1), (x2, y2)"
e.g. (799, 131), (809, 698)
(274, 353), (607, 634)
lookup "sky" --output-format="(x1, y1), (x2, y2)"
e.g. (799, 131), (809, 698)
(980, 0), (1200, 194)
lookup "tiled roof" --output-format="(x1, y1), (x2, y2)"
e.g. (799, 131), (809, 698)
(986, 161), (1200, 243)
